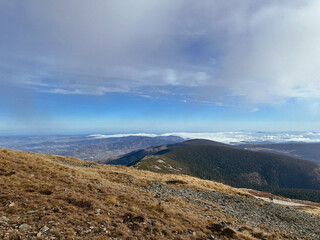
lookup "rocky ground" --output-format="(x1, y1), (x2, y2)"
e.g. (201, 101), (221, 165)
(141, 182), (320, 240)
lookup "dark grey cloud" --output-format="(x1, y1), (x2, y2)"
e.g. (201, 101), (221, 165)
(1, 0), (319, 106)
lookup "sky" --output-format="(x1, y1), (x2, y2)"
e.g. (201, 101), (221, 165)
(1, 0), (320, 135)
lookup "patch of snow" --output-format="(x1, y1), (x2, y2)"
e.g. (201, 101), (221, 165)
(164, 164), (180, 172)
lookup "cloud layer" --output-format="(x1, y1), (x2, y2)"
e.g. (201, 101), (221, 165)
(89, 131), (320, 144)
(1, 0), (320, 106)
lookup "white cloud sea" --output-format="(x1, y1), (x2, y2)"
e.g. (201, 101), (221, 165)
(89, 131), (320, 144)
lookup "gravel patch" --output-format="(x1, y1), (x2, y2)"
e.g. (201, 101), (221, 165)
(141, 182), (320, 239)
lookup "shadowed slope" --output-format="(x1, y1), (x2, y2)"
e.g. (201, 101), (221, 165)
(133, 143), (320, 202)
(108, 139), (231, 166)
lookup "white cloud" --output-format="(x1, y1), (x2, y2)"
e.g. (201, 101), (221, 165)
(219, 0), (320, 104)
(250, 108), (260, 113)
(1, 0), (320, 107)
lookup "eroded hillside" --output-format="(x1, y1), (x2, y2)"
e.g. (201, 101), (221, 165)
(1, 148), (320, 239)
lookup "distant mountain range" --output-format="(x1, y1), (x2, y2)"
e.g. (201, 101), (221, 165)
(110, 139), (320, 202)
(239, 142), (320, 164)
(2, 133), (320, 164)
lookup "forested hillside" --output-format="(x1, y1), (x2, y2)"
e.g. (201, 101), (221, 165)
(133, 143), (320, 202)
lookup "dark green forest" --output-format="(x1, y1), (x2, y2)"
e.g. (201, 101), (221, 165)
(133, 143), (320, 202)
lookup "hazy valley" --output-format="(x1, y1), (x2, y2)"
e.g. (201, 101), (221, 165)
(0, 135), (183, 163)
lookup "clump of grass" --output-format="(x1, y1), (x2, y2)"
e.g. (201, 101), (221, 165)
(40, 183), (52, 188)
(221, 227), (236, 238)
(105, 196), (118, 205)
(207, 223), (224, 233)
(128, 206), (140, 213)
(4, 205), (18, 214)
(166, 180), (187, 185)
(38, 189), (53, 195)
(146, 203), (166, 217)
(26, 188), (36, 193)
(112, 224), (130, 238)
(207, 223), (237, 238)
(63, 197), (93, 209)
(0, 168), (16, 176)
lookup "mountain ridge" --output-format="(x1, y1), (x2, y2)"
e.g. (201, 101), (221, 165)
(108, 139), (232, 166)
(108, 139), (320, 202)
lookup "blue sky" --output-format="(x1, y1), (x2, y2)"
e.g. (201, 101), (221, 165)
(1, 0), (320, 135)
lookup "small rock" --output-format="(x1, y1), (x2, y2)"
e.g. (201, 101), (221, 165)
(19, 223), (32, 231)
(0, 216), (9, 221)
(0, 216), (9, 224)
(40, 225), (49, 233)
(9, 202), (15, 207)
(96, 208), (102, 215)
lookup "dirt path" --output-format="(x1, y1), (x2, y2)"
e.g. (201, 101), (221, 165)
(255, 196), (308, 206)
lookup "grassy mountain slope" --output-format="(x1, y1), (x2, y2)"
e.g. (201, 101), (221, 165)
(2, 148), (320, 239)
(133, 144), (320, 202)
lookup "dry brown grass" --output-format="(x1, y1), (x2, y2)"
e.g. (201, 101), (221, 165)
(0, 148), (293, 239)
(301, 207), (320, 216)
